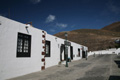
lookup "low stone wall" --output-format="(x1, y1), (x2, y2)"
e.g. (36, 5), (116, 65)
(88, 48), (120, 56)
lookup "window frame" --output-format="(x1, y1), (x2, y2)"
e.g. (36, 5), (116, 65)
(45, 40), (51, 57)
(16, 32), (31, 57)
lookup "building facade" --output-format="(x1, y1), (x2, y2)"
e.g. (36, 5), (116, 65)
(0, 16), (88, 80)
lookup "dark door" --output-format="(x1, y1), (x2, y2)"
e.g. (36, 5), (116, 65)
(60, 44), (66, 61)
(86, 51), (88, 57)
(64, 46), (66, 60)
(70, 46), (73, 60)
(78, 49), (80, 57)
(82, 51), (85, 58)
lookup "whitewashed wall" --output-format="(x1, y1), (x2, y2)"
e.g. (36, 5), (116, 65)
(45, 34), (84, 68)
(0, 16), (44, 80)
(71, 42), (82, 60)
(88, 48), (120, 56)
(45, 34), (64, 68)
(115, 48), (120, 55)
(0, 16), (88, 80)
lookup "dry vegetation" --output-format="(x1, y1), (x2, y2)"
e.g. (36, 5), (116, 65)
(54, 22), (120, 51)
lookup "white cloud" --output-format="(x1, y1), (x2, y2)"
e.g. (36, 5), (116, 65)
(45, 15), (68, 28)
(56, 23), (68, 28)
(30, 0), (41, 4)
(46, 15), (56, 23)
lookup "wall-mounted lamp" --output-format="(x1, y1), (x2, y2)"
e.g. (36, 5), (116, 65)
(25, 26), (29, 33)
(65, 32), (68, 37)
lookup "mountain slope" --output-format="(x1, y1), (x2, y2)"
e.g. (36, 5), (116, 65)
(54, 24), (120, 51)
(102, 21), (120, 32)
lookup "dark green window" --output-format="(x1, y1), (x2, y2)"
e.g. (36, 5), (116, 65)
(45, 40), (51, 57)
(17, 32), (31, 57)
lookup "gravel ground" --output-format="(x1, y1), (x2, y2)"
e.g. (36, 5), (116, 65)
(9, 54), (120, 80)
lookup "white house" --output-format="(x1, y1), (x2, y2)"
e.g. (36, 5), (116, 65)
(0, 16), (88, 80)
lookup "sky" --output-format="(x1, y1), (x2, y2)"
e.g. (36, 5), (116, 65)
(0, 0), (120, 34)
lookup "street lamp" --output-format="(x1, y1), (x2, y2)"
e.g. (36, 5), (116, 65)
(65, 32), (68, 40)
(65, 32), (68, 67)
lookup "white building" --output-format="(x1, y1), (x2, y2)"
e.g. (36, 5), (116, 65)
(0, 16), (88, 80)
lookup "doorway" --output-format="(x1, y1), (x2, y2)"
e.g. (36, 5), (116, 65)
(70, 46), (73, 60)
(82, 51), (86, 58)
(60, 44), (66, 61)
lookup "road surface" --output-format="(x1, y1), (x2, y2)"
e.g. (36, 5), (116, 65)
(9, 54), (120, 80)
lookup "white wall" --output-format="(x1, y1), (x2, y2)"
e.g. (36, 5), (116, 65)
(0, 16), (44, 80)
(115, 48), (120, 55)
(45, 34), (84, 68)
(71, 42), (82, 60)
(88, 48), (119, 56)
(0, 16), (88, 80)
(45, 34), (64, 68)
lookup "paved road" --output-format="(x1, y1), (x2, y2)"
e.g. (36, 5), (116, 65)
(9, 54), (120, 80)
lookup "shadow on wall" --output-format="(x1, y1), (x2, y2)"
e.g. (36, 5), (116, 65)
(108, 76), (120, 80)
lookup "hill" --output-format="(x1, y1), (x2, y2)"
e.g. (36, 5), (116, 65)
(102, 21), (120, 32)
(54, 23), (120, 51)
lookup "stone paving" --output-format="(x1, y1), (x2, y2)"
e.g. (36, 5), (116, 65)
(9, 54), (120, 80)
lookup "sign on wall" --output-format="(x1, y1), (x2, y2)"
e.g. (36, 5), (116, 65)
(64, 41), (71, 46)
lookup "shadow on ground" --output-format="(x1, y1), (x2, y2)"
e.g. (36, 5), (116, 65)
(108, 76), (120, 80)
(114, 60), (120, 68)
(109, 56), (120, 80)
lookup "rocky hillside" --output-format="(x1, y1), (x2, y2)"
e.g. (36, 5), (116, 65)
(54, 22), (120, 51)
(102, 21), (120, 32)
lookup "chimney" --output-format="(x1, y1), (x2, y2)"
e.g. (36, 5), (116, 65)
(26, 22), (33, 27)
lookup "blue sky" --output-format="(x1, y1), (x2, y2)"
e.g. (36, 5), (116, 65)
(0, 0), (120, 34)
